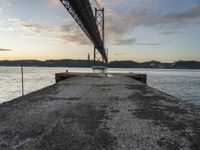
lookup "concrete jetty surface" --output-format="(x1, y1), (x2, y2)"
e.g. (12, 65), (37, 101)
(0, 74), (200, 150)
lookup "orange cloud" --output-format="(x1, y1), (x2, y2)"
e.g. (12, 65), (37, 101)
(49, 0), (60, 7)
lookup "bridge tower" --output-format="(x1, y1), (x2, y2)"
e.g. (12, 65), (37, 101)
(94, 8), (106, 66)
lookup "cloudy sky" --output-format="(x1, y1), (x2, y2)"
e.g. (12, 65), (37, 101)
(0, 0), (200, 62)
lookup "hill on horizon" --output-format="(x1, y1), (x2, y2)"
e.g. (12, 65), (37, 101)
(0, 59), (199, 69)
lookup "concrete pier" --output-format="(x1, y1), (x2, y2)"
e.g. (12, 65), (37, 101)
(0, 73), (199, 150)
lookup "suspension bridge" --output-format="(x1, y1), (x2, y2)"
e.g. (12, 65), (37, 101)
(60, 0), (108, 64)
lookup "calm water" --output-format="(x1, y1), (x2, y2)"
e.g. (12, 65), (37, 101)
(0, 67), (200, 105)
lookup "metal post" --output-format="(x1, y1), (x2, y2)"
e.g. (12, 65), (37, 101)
(21, 65), (24, 96)
(102, 8), (105, 46)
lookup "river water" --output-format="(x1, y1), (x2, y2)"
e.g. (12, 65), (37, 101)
(0, 67), (199, 105)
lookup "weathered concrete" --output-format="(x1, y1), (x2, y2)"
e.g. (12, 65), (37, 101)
(0, 74), (200, 150)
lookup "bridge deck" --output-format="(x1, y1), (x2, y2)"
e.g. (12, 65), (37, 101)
(0, 74), (199, 149)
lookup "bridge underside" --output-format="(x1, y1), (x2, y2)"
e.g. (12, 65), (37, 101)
(60, 0), (108, 63)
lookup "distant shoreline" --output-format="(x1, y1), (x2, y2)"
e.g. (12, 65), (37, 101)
(0, 66), (200, 70)
(0, 60), (200, 69)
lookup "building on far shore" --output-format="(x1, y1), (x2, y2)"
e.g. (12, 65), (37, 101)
(88, 53), (90, 61)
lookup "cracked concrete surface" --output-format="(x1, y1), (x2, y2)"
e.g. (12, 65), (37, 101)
(0, 75), (199, 150)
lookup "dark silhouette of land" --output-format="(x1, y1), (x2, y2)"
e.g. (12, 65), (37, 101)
(0, 60), (199, 69)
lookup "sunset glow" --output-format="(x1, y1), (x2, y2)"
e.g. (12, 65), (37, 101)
(0, 0), (200, 62)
